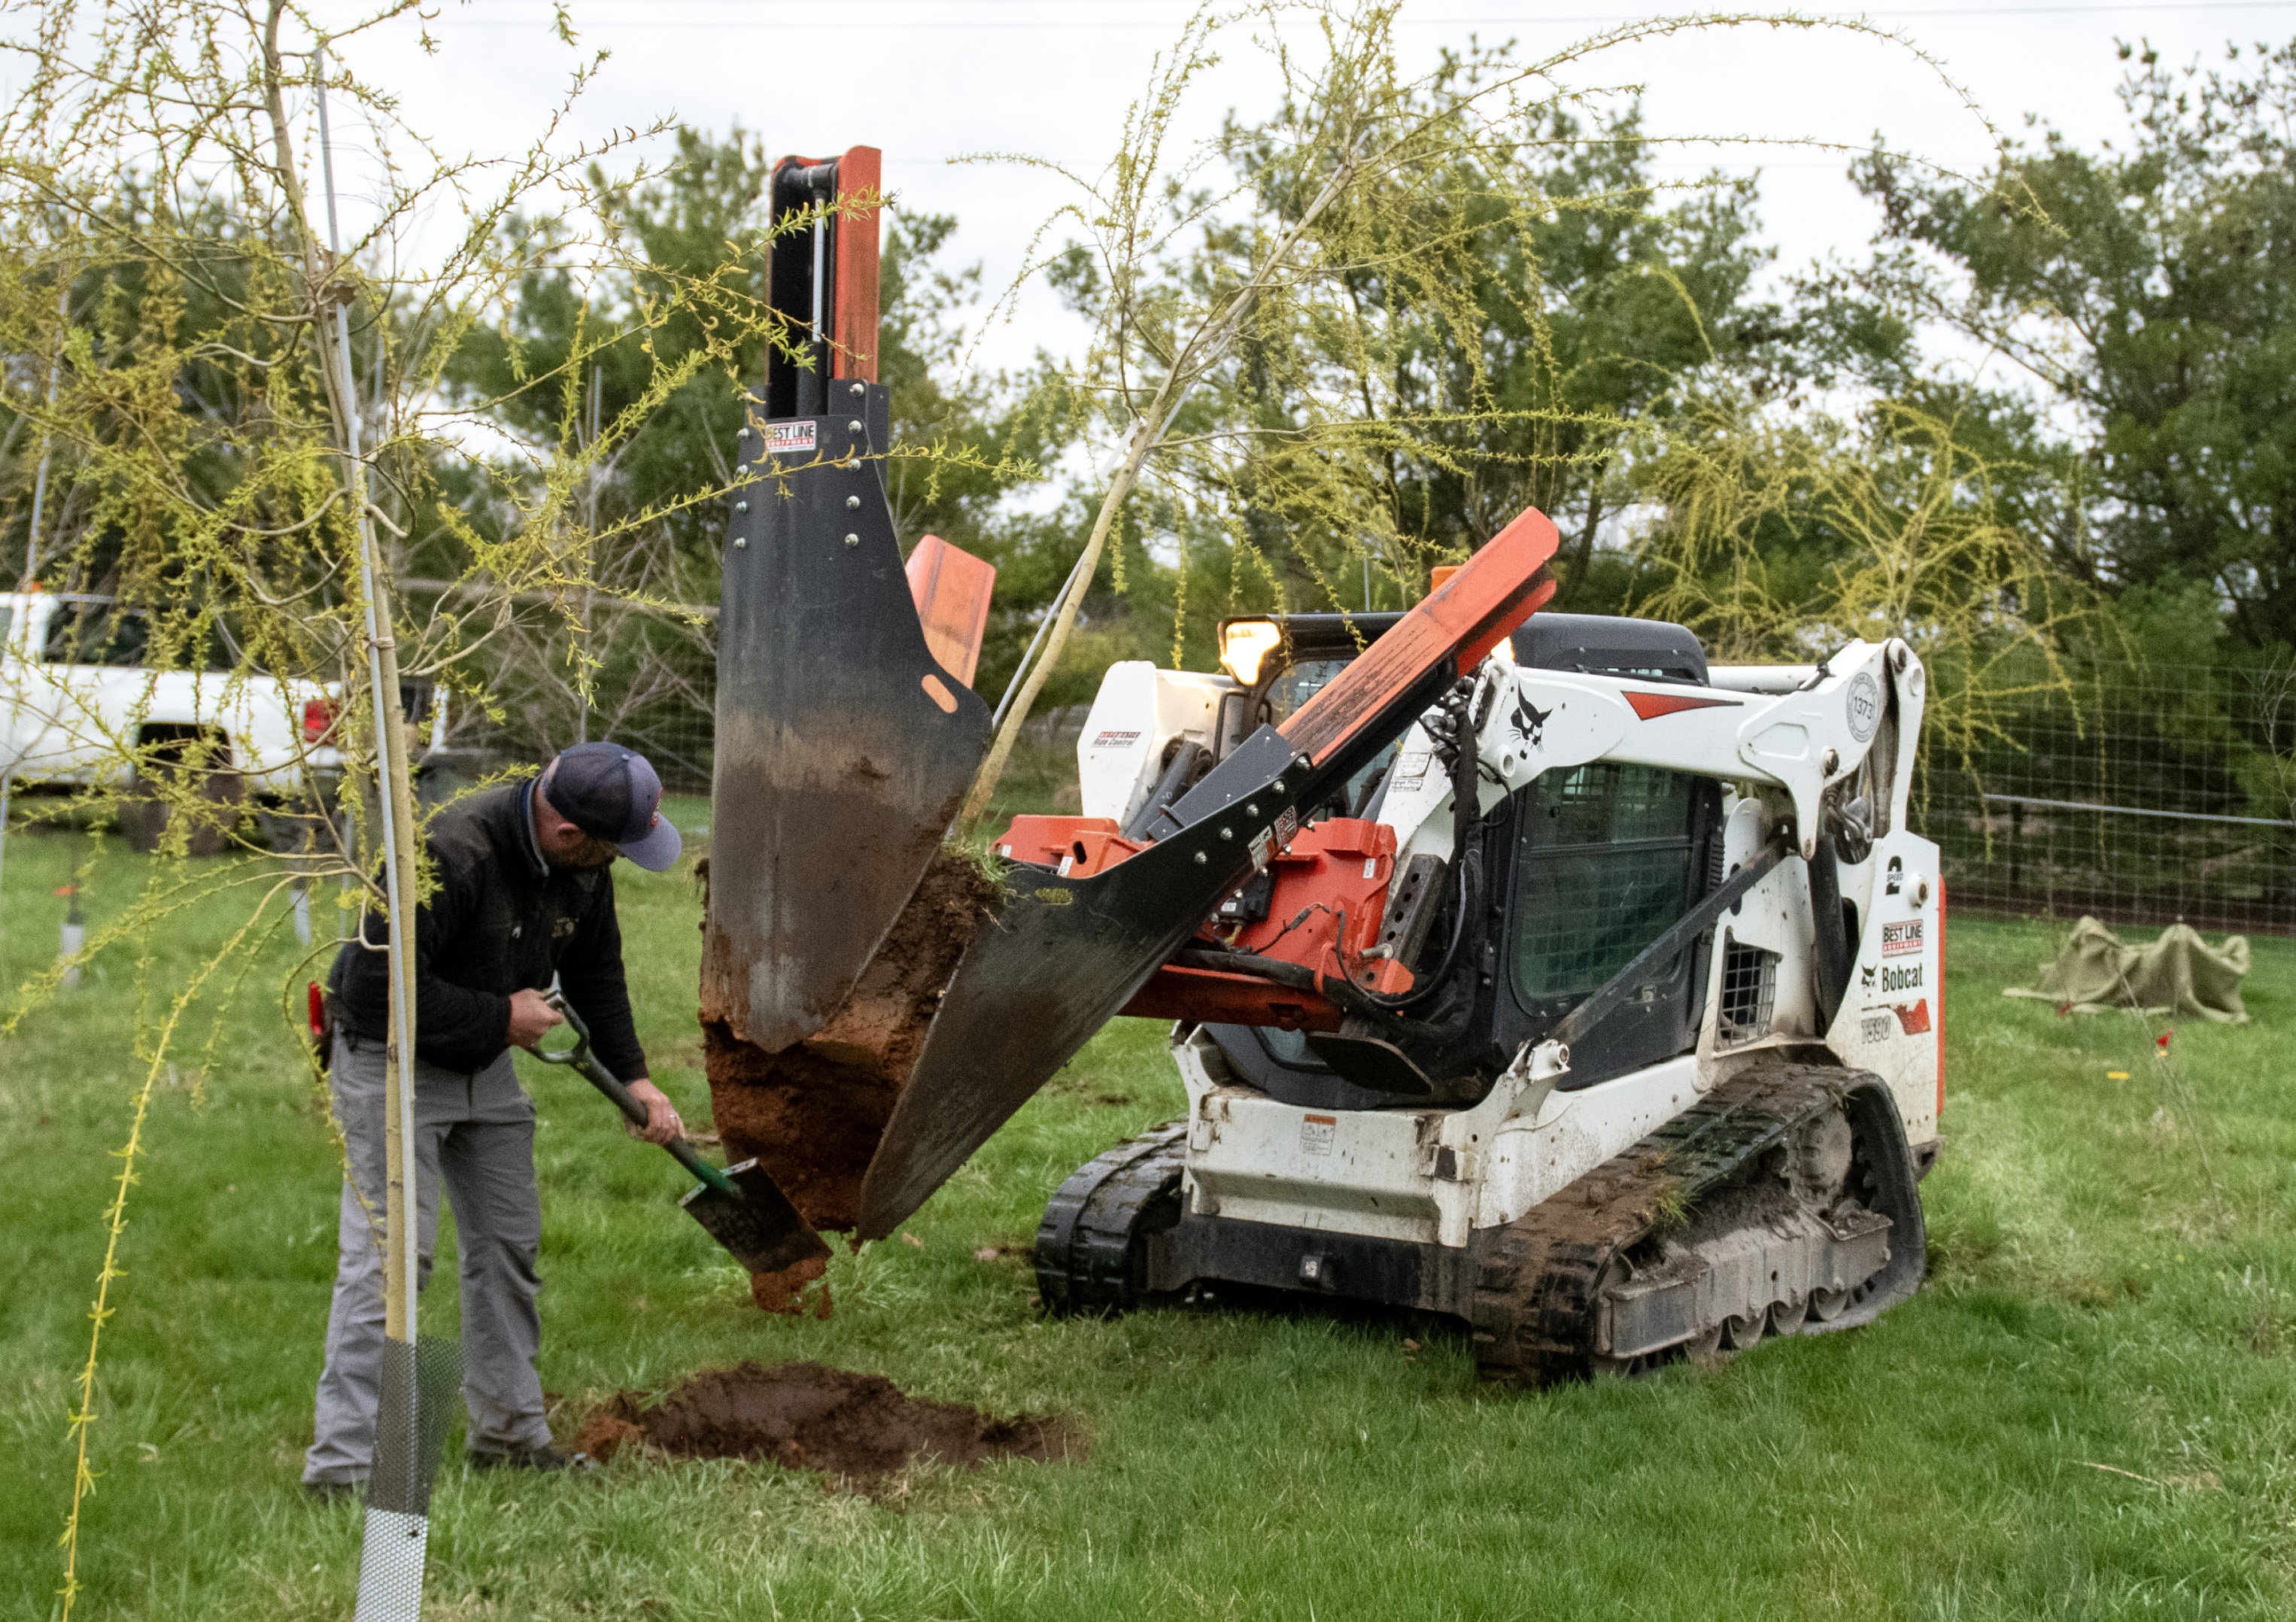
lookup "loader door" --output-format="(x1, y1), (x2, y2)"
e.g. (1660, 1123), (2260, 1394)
(1506, 762), (1724, 1087)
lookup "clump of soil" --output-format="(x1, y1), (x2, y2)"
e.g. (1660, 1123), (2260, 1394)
(572, 1360), (1077, 1490)
(746, 1252), (833, 1317)
(704, 850), (1001, 1250)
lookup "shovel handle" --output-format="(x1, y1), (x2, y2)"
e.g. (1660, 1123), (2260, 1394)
(532, 992), (741, 1198)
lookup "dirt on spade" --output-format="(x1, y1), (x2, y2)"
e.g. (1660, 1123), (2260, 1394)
(571, 1361), (1080, 1490)
(703, 848), (1001, 1314)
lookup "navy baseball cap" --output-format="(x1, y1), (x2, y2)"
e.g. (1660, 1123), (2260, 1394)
(540, 743), (683, 870)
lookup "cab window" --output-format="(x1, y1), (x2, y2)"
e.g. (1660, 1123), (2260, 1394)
(44, 603), (151, 667)
(1262, 656), (1350, 725)
(1511, 762), (1702, 998)
(1262, 655), (1396, 819)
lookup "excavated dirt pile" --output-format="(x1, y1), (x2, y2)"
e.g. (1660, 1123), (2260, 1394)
(704, 850), (1001, 1312)
(573, 1361), (1077, 1490)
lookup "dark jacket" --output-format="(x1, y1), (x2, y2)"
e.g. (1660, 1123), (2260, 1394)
(329, 781), (648, 1080)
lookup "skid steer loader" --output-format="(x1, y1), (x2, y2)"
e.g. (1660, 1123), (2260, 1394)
(702, 147), (1941, 1380)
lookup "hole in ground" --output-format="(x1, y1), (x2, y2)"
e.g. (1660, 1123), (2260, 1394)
(572, 1360), (1080, 1490)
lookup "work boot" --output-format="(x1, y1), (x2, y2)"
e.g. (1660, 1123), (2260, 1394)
(467, 1443), (591, 1472)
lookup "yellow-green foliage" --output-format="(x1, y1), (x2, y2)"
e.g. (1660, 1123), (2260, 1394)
(1630, 392), (2102, 778)
(970, 0), (2010, 812)
(0, 2), (898, 1606)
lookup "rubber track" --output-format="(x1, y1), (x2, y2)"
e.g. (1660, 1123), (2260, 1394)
(1034, 1122), (1187, 1314)
(1470, 1062), (1924, 1385)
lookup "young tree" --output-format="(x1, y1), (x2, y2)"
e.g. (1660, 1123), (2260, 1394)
(0, 3), (794, 1609)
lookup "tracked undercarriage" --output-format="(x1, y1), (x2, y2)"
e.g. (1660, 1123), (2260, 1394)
(1038, 1062), (1927, 1384)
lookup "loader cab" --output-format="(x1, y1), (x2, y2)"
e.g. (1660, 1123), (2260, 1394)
(1204, 612), (1727, 1108)
(1214, 612), (1408, 822)
(1217, 612), (1408, 721)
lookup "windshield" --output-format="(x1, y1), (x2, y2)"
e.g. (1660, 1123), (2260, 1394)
(1511, 763), (1702, 999)
(1263, 656), (1351, 726)
(1260, 655), (1396, 818)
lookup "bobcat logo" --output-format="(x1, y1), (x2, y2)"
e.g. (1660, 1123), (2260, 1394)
(1509, 694), (1553, 749)
(1859, 962), (1877, 992)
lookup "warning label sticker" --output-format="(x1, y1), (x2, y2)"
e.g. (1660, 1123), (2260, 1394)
(1301, 1113), (1336, 1156)
(767, 421), (816, 454)
(1089, 730), (1143, 749)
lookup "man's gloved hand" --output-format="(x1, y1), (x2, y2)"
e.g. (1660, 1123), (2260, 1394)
(507, 987), (565, 1047)
(623, 1080), (685, 1145)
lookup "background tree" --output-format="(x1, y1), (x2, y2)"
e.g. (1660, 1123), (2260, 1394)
(1838, 38), (2296, 655)
(435, 129), (1049, 769)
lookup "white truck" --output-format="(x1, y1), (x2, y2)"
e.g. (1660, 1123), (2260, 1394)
(1, 591), (345, 852)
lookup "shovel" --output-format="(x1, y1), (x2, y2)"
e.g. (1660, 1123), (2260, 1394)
(532, 992), (829, 1277)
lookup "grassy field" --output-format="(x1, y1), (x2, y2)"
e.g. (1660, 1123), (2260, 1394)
(4, 794), (2295, 1620)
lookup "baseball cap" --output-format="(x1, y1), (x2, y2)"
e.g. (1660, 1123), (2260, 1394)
(540, 743), (683, 871)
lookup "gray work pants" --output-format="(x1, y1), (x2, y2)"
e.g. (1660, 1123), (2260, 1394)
(303, 1032), (554, 1484)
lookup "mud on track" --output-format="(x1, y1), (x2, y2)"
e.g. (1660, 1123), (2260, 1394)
(572, 1361), (1077, 1490)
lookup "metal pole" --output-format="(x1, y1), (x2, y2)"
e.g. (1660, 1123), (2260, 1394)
(2009, 799), (2022, 905)
(58, 836), (85, 988)
(319, 47), (430, 1620)
(0, 775), (10, 988)
(992, 545), (1094, 732)
(23, 280), (68, 585)
(579, 365), (599, 746)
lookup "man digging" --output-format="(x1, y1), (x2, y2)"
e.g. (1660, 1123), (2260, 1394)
(302, 743), (685, 1498)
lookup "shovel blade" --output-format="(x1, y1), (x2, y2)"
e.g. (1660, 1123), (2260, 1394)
(679, 1159), (832, 1276)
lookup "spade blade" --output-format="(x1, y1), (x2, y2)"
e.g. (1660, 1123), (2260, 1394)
(856, 732), (1301, 1238)
(702, 400), (992, 1055)
(679, 1158), (831, 1276)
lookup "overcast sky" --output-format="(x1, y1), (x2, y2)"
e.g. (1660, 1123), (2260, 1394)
(320, 0), (2296, 388)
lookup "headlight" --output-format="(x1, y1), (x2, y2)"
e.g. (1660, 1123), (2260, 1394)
(1219, 618), (1283, 685)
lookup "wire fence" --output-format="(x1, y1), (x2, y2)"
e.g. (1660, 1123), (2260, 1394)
(1916, 661), (2296, 938)
(454, 653), (2296, 938)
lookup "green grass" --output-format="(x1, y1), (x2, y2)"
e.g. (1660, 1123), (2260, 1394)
(5, 800), (2296, 1619)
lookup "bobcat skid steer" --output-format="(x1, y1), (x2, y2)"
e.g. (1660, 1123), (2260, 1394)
(1022, 597), (1942, 1382)
(700, 146), (1940, 1378)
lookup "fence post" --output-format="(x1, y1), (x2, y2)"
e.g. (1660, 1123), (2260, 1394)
(2009, 798), (2022, 907)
